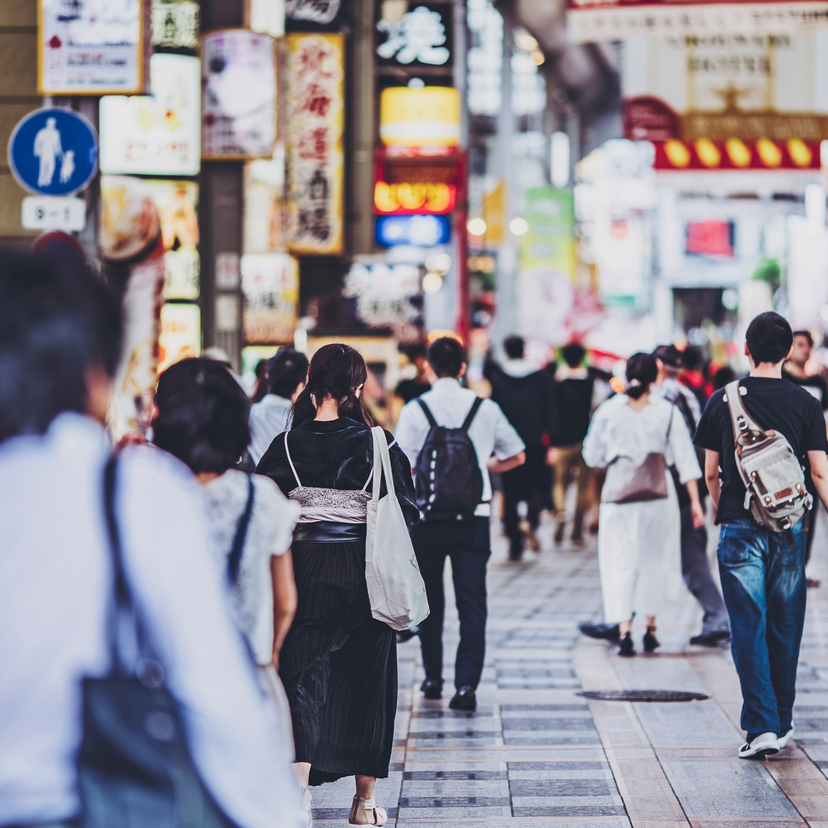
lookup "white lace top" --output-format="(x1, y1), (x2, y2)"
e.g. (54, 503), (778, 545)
(202, 470), (300, 664)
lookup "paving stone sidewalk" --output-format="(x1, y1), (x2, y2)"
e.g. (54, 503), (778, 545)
(310, 509), (828, 827)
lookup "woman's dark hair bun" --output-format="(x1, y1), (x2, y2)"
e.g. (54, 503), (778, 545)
(625, 352), (658, 400)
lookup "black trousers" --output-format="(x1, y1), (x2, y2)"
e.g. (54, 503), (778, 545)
(502, 447), (549, 549)
(411, 516), (491, 690)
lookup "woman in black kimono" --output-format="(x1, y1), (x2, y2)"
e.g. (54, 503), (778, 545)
(257, 343), (418, 827)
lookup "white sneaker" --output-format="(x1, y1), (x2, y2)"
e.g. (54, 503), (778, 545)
(738, 732), (780, 760)
(777, 725), (795, 750)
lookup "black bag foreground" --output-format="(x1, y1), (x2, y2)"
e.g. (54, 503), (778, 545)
(414, 398), (484, 521)
(78, 455), (237, 828)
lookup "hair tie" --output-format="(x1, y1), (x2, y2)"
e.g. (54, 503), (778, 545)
(629, 378), (641, 387)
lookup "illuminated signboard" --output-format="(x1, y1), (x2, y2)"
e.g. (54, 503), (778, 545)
(376, 214), (451, 246)
(654, 138), (820, 170)
(686, 221), (735, 258)
(374, 181), (456, 215)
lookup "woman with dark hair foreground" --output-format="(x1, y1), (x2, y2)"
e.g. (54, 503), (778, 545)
(153, 358), (300, 681)
(582, 353), (703, 657)
(257, 343), (419, 826)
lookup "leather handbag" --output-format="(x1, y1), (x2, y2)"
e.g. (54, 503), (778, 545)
(365, 427), (430, 631)
(77, 455), (238, 828)
(601, 409), (674, 505)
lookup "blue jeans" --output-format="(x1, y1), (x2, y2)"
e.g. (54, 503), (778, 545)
(718, 519), (807, 738)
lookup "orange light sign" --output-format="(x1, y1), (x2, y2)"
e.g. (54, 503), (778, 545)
(374, 181), (457, 215)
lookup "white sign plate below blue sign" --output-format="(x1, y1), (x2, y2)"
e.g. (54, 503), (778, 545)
(8, 108), (98, 197)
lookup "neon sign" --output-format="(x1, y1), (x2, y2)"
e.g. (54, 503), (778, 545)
(374, 181), (456, 215)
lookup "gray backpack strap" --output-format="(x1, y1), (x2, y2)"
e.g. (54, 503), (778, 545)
(725, 380), (761, 440)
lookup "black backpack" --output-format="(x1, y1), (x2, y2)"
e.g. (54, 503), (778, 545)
(415, 397), (484, 521)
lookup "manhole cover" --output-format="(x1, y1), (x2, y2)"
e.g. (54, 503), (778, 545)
(577, 690), (709, 703)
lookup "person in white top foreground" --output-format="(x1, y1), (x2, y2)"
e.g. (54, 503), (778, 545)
(0, 250), (306, 828)
(395, 337), (525, 712)
(582, 352), (704, 658)
(248, 348), (309, 465)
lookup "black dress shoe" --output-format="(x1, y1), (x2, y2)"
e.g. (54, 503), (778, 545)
(449, 685), (477, 711)
(579, 622), (621, 642)
(421, 679), (443, 699)
(689, 630), (730, 647)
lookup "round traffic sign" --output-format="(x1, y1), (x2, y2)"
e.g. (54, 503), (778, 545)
(8, 107), (98, 197)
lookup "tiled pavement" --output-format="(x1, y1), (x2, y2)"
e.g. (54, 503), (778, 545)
(310, 506), (828, 827)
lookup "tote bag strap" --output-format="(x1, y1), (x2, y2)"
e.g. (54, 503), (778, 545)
(371, 426), (397, 502)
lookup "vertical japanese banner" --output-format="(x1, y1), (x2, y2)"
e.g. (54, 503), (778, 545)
(241, 252), (300, 344)
(285, 32), (344, 255)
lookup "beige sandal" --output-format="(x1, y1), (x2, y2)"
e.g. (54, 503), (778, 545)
(348, 795), (387, 826)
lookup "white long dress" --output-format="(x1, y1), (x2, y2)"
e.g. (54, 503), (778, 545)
(582, 394), (702, 623)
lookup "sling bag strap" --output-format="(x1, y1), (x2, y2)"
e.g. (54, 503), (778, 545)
(227, 475), (255, 585)
(725, 379), (761, 439)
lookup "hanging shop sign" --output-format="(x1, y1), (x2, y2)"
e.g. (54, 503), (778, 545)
(343, 262), (423, 343)
(685, 221), (736, 258)
(151, 0), (200, 49)
(39, 0), (148, 94)
(568, 0), (828, 42)
(376, 3), (452, 68)
(158, 302), (201, 373)
(250, 0), (286, 36)
(376, 214), (451, 246)
(285, 32), (345, 255)
(623, 34), (828, 141)
(373, 149), (463, 216)
(241, 253), (300, 344)
(379, 87), (460, 147)
(100, 53), (201, 176)
(653, 138), (821, 169)
(286, 0), (342, 27)
(201, 30), (277, 159)
(142, 180), (200, 300)
(9, 107), (98, 197)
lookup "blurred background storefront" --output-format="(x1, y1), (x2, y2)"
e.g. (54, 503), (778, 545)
(3, 0), (828, 418)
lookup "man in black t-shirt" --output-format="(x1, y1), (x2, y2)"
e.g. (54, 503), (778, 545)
(695, 313), (828, 760)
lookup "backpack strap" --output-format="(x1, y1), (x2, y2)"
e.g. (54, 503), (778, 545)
(725, 379), (761, 440)
(228, 475), (256, 585)
(461, 397), (484, 432)
(417, 399), (438, 427)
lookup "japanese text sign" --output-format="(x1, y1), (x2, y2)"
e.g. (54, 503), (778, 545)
(285, 32), (344, 255)
(242, 253), (300, 345)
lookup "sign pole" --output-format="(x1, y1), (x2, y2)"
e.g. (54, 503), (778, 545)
(455, 151), (470, 342)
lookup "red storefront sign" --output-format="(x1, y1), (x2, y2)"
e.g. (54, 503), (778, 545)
(686, 221), (735, 257)
(653, 138), (820, 170)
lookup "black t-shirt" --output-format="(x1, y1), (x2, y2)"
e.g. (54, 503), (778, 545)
(694, 377), (828, 524)
(782, 369), (828, 410)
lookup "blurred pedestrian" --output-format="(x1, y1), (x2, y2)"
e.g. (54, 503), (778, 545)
(550, 343), (595, 546)
(583, 353), (703, 657)
(249, 348), (309, 465)
(251, 358), (269, 403)
(152, 357), (301, 725)
(679, 346), (709, 409)
(695, 313), (828, 759)
(652, 345), (729, 647)
(490, 335), (555, 560)
(396, 337), (525, 711)
(0, 250), (305, 828)
(713, 365), (737, 391)
(257, 343), (418, 826)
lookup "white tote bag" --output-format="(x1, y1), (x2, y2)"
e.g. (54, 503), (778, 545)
(365, 426), (429, 631)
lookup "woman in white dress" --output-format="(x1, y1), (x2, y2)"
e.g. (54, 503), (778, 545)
(582, 353), (703, 656)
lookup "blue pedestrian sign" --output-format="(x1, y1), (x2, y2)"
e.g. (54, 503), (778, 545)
(8, 108), (98, 197)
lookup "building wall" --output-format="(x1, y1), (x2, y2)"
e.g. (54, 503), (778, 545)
(0, 0), (40, 241)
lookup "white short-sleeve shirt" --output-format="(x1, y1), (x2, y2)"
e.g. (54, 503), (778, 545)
(203, 470), (300, 665)
(395, 377), (525, 517)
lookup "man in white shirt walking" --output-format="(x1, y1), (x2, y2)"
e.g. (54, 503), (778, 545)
(396, 337), (525, 712)
(0, 250), (305, 828)
(249, 348), (308, 465)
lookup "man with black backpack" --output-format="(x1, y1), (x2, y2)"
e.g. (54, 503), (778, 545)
(396, 337), (525, 711)
(694, 313), (828, 760)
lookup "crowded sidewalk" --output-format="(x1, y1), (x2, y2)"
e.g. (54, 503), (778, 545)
(308, 510), (828, 827)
